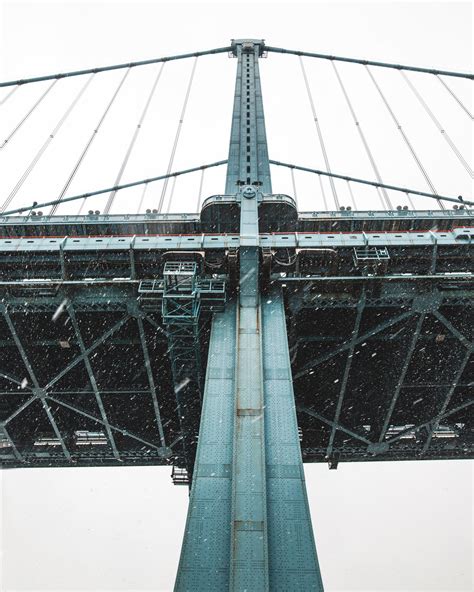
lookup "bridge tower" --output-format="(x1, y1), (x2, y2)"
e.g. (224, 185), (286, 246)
(174, 39), (324, 592)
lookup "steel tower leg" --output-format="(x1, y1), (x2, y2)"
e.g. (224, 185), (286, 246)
(175, 39), (323, 591)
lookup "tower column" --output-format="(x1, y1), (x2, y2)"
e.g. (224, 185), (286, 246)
(175, 39), (323, 591)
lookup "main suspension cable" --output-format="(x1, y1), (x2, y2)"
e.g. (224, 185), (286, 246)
(269, 160), (472, 207)
(365, 65), (445, 210)
(1, 75), (94, 213)
(52, 68), (132, 216)
(436, 75), (474, 120)
(266, 46), (474, 80)
(103, 62), (166, 214)
(401, 71), (473, 178)
(0, 160), (228, 217)
(0, 79), (58, 151)
(331, 61), (392, 209)
(0, 46), (232, 88)
(299, 56), (339, 208)
(157, 56), (198, 213)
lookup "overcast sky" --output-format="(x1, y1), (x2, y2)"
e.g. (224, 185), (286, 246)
(0, 1), (472, 591)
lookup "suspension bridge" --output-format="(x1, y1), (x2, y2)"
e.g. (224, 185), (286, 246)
(0, 38), (472, 591)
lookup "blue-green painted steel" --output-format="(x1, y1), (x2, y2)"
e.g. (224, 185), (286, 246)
(174, 301), (236, 590)
(263, 289), (324, 590)
(225, 39), (272, 194)
(175, 39), (324, 591)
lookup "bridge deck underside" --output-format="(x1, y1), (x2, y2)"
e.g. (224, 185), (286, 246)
(0, 212), (472, 470)
(289, 285), (473, 464)
(0, 280), (471, 469)
(0, 302), (198, 468)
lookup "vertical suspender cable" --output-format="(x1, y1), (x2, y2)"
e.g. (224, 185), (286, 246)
(1, 75), (94, 213)
(436, 75), (473, 120)
(196, 167), (205, 211)
(401, 71), (473, 178)
(104, 63), (166, 214)
(52, 68), (132, 215)
(365, 65), (445, 210)
(318, 174), (328, 210)
(346, 180), (357, 210)
(165, 176), (177, 213)
(404, 191), (415, 209)
(136, 181), (149, 214)
(298, 56), (340, 209)
(290, 166), (298, 206)
(0, 84), (20, 105)
(0, 79), (58, 150)
(157, 56), (198, 213)
(331, 62), (392, 209)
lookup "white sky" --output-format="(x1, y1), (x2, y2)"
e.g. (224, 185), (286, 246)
(0, 1), (473, 591)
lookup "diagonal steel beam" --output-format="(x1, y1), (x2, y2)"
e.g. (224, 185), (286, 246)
(3, 394), (37, 425)
(44, 315), (130, 390)
(46, 395), (165, 452)
(136, 317), (166, 447)
(294, 310), (414, 379)
(432, 310), (473, 350)
(67, 302), (121, 461)
(0, 371), (33, 390)
(327, 293), (366, 457)
(1, 306), (71, 460)
(143, 314), (166, 335)
(378, 313), (426, 443)
(298, 405), (372, 445)
(421, 349), (471, 454)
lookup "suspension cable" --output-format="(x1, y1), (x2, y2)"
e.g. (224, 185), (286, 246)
(346, 180), (358, 210)
(158, 56), (198, 213)
(331, 62), (392, 209)
(266, 46), (474, 80)
(269, 160), (472, 207)
(299, 56), (339, 208)
(0, 79), (58, 151)
(436, 75), (474, 120)
(0, 160), (228, 217)
(165, 176), (178, 213)
(317, 174), (328, 210)
(401, 71), (473, 178)
(1, 75), (94, 213)
(103, 63), (166, 215)
(0, 46), (232, 88)
(196, 167), (205, 211)
(51, 68), (132, 216)
(290, 166), (298, 206)
(0, 84), (20, 105)
(136, 182), (149, 214)
(404, 191), (415, 210)
(365, 65), (445, 210)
